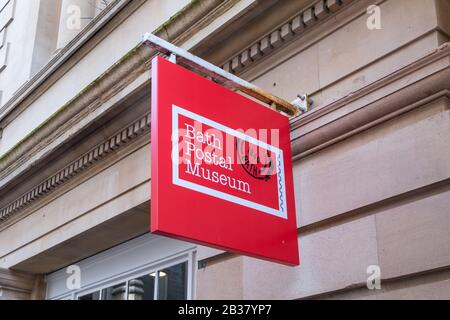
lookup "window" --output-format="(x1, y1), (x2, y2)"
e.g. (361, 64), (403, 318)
(158, 262), (188, 300)
(46, 234), (196, 300)
(73, 260), (190, 300)
(78, 291), (100, 300)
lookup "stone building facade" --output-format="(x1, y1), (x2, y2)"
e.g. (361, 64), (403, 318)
(0, 0), (449, 299)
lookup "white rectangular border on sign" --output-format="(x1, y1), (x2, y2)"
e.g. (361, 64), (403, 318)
(172, 104), (287, 219)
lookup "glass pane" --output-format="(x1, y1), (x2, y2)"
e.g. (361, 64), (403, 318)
(157, 262), (187, 300)
(127, 274), (155, 300)
(101, 282), (127, 300)
(78, 291), (100, 300)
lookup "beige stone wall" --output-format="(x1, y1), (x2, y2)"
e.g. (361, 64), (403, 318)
(0, 142), (151, 271)
(246, 0), (446, 107)
(0, 268), (44, 300)
(0, 0), (448, 300)
(194, 0), (450, 299)
(197, 256), (244, 300)
(238, 102), (450, 300)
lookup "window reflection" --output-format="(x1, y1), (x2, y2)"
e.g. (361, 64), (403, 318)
(76, 261), (188, 300)
(101, 282), (127, 300)
(158, 262), (187, 300)
(78, 291), (100, 300)
(127, 275), (155, 300)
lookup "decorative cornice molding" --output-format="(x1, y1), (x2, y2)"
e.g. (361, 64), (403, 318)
(1, 0), (448, 225)
(221, 0), (354, 74)
(0, 0), (136, 123)
(0, 43), (153, 184)
(0, 0), (229, 126)
(5, 49), (447, 224)
(290, 42), (450, 158)
(0, 0), (250, 226)
(0, 113), (150, 223)
(0, 0), (234, 191)
(291, 42), (450, 130)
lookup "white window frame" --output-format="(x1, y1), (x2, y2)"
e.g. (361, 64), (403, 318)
(46, 234), (197, 300)
(73, 251), (195, 300)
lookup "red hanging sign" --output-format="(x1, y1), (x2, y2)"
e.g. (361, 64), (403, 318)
(151, 56), (299, 265)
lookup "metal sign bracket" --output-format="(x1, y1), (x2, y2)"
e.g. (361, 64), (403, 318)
(143, 33), (309, 117)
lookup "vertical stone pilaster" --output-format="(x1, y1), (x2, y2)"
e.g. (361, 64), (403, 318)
(0, 268), (45, 300)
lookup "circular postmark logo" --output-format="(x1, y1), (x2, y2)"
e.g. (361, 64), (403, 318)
(236, 138), (276, 181)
